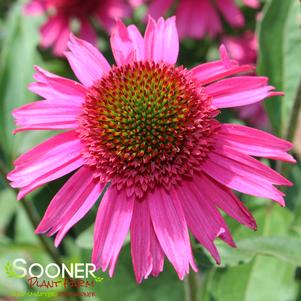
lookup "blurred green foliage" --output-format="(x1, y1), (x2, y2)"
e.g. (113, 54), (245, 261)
(0, 0), (301, 300)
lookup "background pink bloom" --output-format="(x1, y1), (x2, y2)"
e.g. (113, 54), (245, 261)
(25, 0), (131, 56)
(8, 17), (294, 283)
(243, 0), (261, 8)
(147, 0), (246, 39)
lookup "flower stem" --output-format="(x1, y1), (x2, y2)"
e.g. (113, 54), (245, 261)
(185, 272), (198, 301)
(278, 76), (301, 175)
(285, 76), (301, 142)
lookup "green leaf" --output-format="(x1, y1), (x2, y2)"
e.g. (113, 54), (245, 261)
(257, 0), (301, 135)
(211, 257), (297, 301)
(0, 2), (43, 162)
(15, 206), (39, 244)
(215, 236), (301, 267)
(76, 225), (94, 249)
(204, 206), (299, 301)
(0, 188), (17, 231)
(76, 225), (130, 250)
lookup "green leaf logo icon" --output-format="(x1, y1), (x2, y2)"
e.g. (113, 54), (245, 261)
(4, 262), (23, 279)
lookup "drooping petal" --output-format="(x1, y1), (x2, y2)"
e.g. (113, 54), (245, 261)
(35, 166), (104, 247)
(191, 178), (236, 247)
(144, 16), (179, 64)
(176, 181), (223, 263)
(130, 200), (152, 283)
(65, 34), (111, 87)
(92, 186), (134, 276)
(7, 131), (84, 200)
(196, 174), (257, 230)
(206, 76), (283, 108)
(202, 150), (287, 206)
(148, 187), (197, 279)
(216, 124), (295, 163)
(29, 66), (87, 104)
(110, 20), (144, 65)
(13, 100), (80, 133)
(149, 225), (164, 276)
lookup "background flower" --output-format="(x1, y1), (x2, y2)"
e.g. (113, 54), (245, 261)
(25, 0), (131, 55)
(147, 0), (256, 39)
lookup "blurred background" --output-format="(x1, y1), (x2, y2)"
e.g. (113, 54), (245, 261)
(0, 0), (301, 300)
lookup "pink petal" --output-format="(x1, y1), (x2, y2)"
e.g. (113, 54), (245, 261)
(130, 200), (152, 283)
(216, 0), (245, 27)
(144, 16), (179, 64)
(147, 187), (197, 280)
(7, 131), (84, 200)
(196, 174), (257, 230)
(193, 178), (236, 247)
(35, 166), (104, 247)
(205, 76), (282, 108)
(176, 181), (222, 263)
(190, 45), (255, 86)
(216, 124), (295, 163)
(214, 145), (292, 186)
(150, 225), (164, 276)
(92, 186), (134, 276)
(65, 34), (111, 87)
(202, 151), (286, 206)
(110, 20), (144, 65)
(29, 66), (87, 104)
(13, 100), (80, 133)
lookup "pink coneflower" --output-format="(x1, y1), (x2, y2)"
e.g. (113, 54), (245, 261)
(223, 31), (268, 129)
(8, 17), (294, 282)
(147, 0), (259, 39)
(25, 0), (130, 56)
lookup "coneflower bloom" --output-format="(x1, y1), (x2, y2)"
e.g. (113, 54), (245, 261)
(223, 31), (268, 129)
(25, 0), (130, 56)
(8, 17), (294, 283)
(147, 0), (259, 39)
